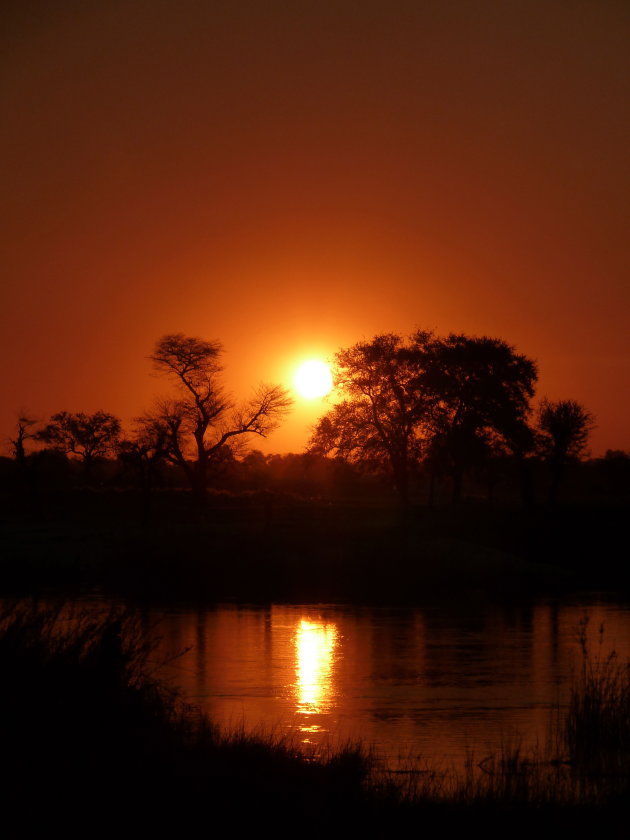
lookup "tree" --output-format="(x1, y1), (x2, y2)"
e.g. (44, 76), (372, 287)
(117, 415), (171, 519)
(37, 411), (121, 479)
(147, 333), (293, 500)
(420, 333), (538, 502)
(9, 415), (38, 463)
(309, 333), (435, 507)
(5, 414), (39, 497)
(537, 398), (595, 503)
(309, 331), (538, 506)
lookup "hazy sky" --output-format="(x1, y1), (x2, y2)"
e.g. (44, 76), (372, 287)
(2, 0), (629, 454)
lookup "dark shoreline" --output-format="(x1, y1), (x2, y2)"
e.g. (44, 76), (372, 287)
(2, 599), (629, 835)
(1, 489), (628, 606)
(2, 485), (629, 832)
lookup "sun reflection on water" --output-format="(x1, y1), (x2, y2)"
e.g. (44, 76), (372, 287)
(294, 618), (338, 721)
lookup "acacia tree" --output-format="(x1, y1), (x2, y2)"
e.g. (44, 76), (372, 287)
(310, 331), (538, 506)
(117, 415), (171, 519)
(309, 333), (435, 507)
(37, 410), (121, 479)
(537, 398), (595, 504)
(420, 333), (538, 502)
(147, 333), (292, 500)
(9, 415), (38, 463)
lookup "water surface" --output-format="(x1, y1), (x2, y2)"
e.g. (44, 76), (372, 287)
(146, 595), (630, 770)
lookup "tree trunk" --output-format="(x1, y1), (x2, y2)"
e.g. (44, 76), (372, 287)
(548, 461), (563, 506)
(392, 460), (409, 509)
(428, 469), (436, 507)
(83, 455), (94, 484)
(451, 467), (463, 505)
(518, 456), (534, 510)
(192, 469), (208, 505)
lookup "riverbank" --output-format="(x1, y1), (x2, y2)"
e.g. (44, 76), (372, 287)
(0, 600), (627, 835)
(1, 489), (628, 605)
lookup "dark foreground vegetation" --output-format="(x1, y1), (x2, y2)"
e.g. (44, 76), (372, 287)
(1, 602), (628, 835)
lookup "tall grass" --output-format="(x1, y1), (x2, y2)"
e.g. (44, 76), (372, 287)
(0, 601), (381, 831)
(562, 618), (630, 794)
(441, 618), (630, 808)
(1, 601), (629, 832)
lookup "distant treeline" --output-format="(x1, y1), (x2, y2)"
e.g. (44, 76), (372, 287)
(4, 330), (626, 508)
(2, 445), (630, 507)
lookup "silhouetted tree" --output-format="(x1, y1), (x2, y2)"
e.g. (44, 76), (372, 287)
(537, 398), (595, 504)
(309, 334), (436, 507)
(310, 331), (537, 506)
(9, 415), (38, 463)
(5, 414), (39, 498)
(502, 417), (538, 509)
(117, 416), (171, 519)
(147, 333), (293, 501)
(421, 333), (538, 502)
(36, 411), (121, 480)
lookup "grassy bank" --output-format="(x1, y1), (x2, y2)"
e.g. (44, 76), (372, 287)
(1, 602), (628, 834)
(2, 488), (628, 604)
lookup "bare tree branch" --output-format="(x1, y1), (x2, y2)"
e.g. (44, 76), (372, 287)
(145, 334), (293, 500)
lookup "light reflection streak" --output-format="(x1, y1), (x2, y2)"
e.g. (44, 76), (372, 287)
(294, 619), (338, 717)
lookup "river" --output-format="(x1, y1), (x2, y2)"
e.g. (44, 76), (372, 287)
(132, 593), (630, 771)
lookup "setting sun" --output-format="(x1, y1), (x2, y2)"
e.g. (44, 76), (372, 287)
(294, 360), (333, 399)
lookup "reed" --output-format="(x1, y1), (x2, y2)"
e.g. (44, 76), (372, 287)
(562, 618), (630, 791)
(0, 600), (628, 832)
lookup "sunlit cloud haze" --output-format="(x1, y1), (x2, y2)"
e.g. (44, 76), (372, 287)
(2, 0), (629, 454)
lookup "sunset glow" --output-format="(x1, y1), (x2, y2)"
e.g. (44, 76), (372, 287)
(294, 360), (333, 399)
(1, 1), (629, 454)
(3, 2), (630, 828)
(295, 619), (338, 715)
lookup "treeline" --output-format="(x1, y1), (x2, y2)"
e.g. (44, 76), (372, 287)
(3, 330), (627, 508)
(1, 446), (367, 498)
(2, 439), (629, 505)
(308, 332), (601, 507)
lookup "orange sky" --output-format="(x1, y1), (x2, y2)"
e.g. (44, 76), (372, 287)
(2, 0), (629, 456)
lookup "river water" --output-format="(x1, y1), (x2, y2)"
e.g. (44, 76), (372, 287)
(137, 594), (630, 771)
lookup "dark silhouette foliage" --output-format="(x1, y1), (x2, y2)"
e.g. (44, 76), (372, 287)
(146, 333), (293, 500)
(422, 333), (538, 502)
(537, 398), (595, 503)
(8, 415), (38, 462)
(537, 399), (595, 461)
(310, 331), (538, 505)
(117, 416), (173, 518)
(309, 333), (433, 506)
(36, 410), (121, 479)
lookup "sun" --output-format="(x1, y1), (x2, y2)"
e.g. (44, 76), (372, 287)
(294, 359), (333, 399)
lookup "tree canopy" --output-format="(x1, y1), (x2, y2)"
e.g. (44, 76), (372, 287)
(37, 411), (121, 477)
(421, 333), (538, 500)
(9, 415), (38, 462)
(309, 333), (433, 506)
(537, 399), (595, 461)
(537, 398), (595, 503)
(310, 331), (538, 504)
(146, 333), (293, 499)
